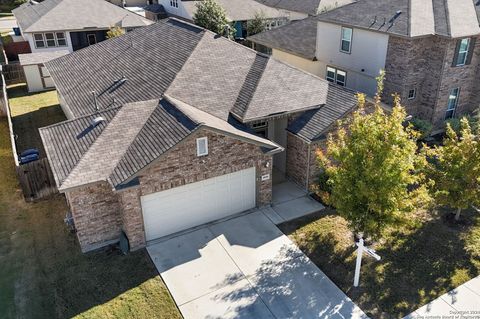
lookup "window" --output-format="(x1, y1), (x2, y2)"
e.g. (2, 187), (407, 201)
(56, 32), (67, 46)
(45, 33), (56, 47)
(326, 66), (347, 87)
(454, 38), (470, 66)
(251, 121), (268, 138)
(340, 27), (352, 53)
(33, 32), (67, 48)
(87, 34), (97, 46)
(196, 137), (208, 156)
(445, 88), (460, 119)
(170, 0), (178, 8)
(408, 88), (416, 100)
(33, 33), (45, 48)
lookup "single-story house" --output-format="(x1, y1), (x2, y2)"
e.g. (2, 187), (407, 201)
(12, 0), (152, 54)
(40, 18), (358, 253)
(18, 50), (69, 92)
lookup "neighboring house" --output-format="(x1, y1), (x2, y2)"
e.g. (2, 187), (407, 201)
(12, 0), (152, 54)
(255, 0), (355, 19)
(249, 0), (480, 129)
(18, 50), (69, 92)
(156, 0), (289, 38)
(39, 18), (358, 253)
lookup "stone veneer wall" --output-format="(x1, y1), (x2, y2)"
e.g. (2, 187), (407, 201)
(285, 132), (324, 190)
(65, 182), (122, 252)
(65, 129), (273, 252)
(384, 35), (480, 129)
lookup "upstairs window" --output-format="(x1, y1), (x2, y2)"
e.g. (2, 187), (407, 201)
(340, 27), (352, 53)
(56, 32), (67, 46)
(454, 38), (471, 66)
(196, 137), (208, 156)
(33, 32), (67, 48)
(326, 66), (347, 87)
(45, 33), (56, 47)
(33, 33), (45, 48)
(445, 88), (460, 119)
(170, 0), (178, 8)
(408, 88), (416, 100)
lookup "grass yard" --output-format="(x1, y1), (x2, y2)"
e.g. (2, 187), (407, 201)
(7, 84), (66, 158)
(279, 207), (480, 318)
(0, 118), (181, 319)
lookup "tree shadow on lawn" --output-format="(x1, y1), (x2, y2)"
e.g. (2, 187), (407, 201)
(279, 210), (479, 319)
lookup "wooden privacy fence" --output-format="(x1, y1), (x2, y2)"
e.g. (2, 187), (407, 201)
(1, 62), (25, 85)
(16, 158), (58, 201)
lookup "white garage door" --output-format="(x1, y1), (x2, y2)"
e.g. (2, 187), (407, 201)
(141, 167), (256, 241)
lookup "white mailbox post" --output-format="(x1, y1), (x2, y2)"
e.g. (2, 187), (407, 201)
(354, 238), (381, 287)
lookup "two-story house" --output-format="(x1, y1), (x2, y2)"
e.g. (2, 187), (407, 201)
(12, 0), (152, 54)
(249, 0), (480, 129)
(12, 0), (152, 92)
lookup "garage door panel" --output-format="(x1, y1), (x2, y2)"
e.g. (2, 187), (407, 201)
(142, 168), (256, 241)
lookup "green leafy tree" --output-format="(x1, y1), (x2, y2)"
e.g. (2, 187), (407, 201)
(428, 118), (480, 220)
(193, 0), (235, 38)
(247, 12), (267, 36)
(106, 26), (125, 39)
(317, 72), (430, 239)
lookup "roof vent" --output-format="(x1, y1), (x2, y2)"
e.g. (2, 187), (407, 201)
(115, 75), (127, 85)
(389, 10), (402, 24)
(29, 0), (39, 4)
(90, 117), (105, 128)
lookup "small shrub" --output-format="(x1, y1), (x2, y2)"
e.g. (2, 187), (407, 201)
(409, 118), (432, 139)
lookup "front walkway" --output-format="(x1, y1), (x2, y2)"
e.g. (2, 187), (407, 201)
(262, 180), (324, 225)
(404, 276), (480, 318)
(147, 211), (367, 318)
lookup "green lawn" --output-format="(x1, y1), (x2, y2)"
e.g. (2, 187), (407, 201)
(279, 207), (480, 318)
(0, 118), (182, 319)
(7, 84), (66, 157)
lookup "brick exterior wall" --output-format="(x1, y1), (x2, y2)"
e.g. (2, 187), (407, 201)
(65, 182), (122, 252)
(285, 132), (324, 191)
(384, 35), (480, 129)
(65, 129), (273, 252)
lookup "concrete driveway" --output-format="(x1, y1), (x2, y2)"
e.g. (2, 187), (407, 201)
(147, 211), (367, 318)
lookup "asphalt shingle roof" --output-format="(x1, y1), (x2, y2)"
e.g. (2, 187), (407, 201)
(46, 19), (204, 118)
(13, 0), (152, 33)
(41, 18), (358, 190)
(316, 0), (480, 38)
(39, 107), (119, 187)
(255, 0), (354, 16)
(248, 17), (317, 59)
(19, 50), (69, 66)
(182, 0), (286, 21)
(287, 84), (358, 141)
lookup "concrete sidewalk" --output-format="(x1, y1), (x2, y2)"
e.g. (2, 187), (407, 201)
(404, 276), (480, 318)
(148, 211), (367, 318)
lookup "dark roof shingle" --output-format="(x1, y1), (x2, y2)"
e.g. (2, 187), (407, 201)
(248, 17), (317, 60)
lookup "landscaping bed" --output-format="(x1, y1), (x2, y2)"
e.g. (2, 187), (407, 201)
(278, 207), (480, 318)
(7, 84), (66, 158)
(0, 118), (181, 319)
